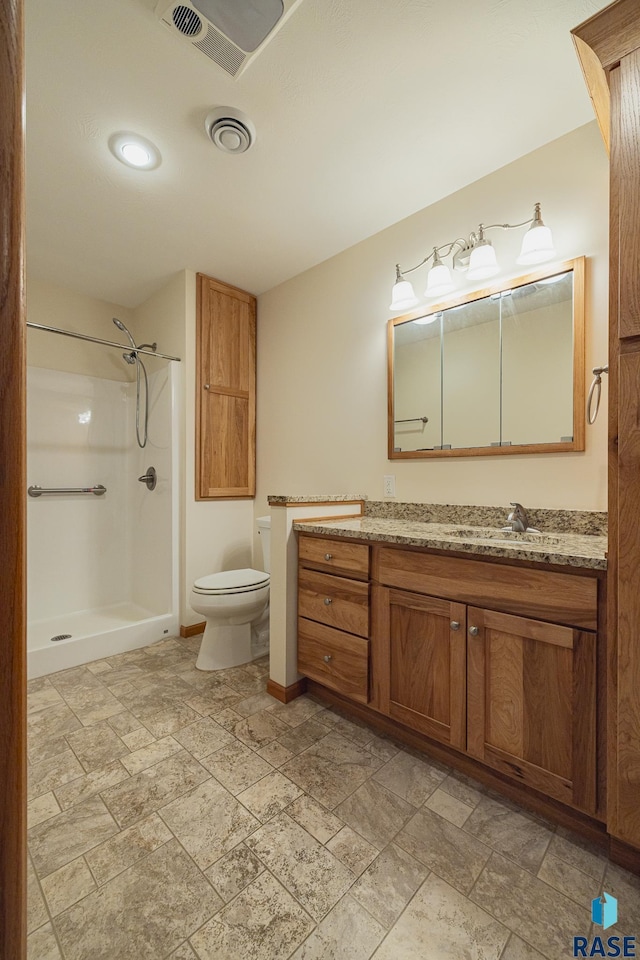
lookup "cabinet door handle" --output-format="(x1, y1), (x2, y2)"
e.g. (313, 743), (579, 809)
(323, 654), (332, 663)
(324, 597), (333, 605)
(324, 553), (333, 561)
(450, 621), (460, 631)
(204, 384), (210, 390)
(469, 625), (479, 636)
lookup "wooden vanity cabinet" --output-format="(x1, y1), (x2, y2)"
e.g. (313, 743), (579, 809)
(297, 535), (371, 704)
(466, 607), (597, 814)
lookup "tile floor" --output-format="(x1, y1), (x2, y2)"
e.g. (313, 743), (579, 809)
(26, 636), (640, 960)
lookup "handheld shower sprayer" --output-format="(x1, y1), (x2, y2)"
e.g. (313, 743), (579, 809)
(112, 317), (150, 448)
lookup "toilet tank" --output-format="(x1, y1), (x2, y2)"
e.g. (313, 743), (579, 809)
(256, 515), (271, 573)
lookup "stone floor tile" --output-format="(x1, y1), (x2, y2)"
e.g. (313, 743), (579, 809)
(85, 660), (113, 676)
(501, 935), (548, 960)
(28, 796), (119, 878)
(291, 894), (385, 960)
(424, 786), (474, 827)
(27, 922), (63, 960)
(168, 943), (199, 959)
(256, 740), (294, 767)
(277, 718), (333, 757)
(334, 779), (415, 849)
(463, 795), (554, 873)
(27, 680), (64, 715)
(84, 812), (173, 886)
(107, 710), (142, 737)
(189, 870), (314, 960)
(211, 706), (244, 731)
(321, 712), (377, 748)
(100, 750), (209, 828)
(548, 828), (608, 882)
(537, 851), (599, 907)
(365, 735), (401, 764)
(281, 732), (383, 809)
(204, 843), (265, 903)
(201, 740), (273, 795)
(55, 840), (222, 960)
(40, 856), (96, 916)
(234, 709), (290, 749)
(243, 656), (270, 679)
(28, 735), (69, 767)
(121, 727), (156, 751)
(603, 861), (640, 928)
(216, 667), (266, 697)
(267, 696), (325, 728)
(395, 805), (491, 894)
(142, 701), (202, 738)
(237, 770), (302, 823)
(54, 760), (130, 810)
(28, 792), (61, 828)
(159, 778), (260, 870)
(184, 687), (244, 717)
(27, 857), (48, 934)
(245, 812), (353, 921)
(286, 795), (343, 844)
(326, 825), (378, 876)
(173, 717), (235, 758)
(470, 852), (590, 960)
(120, 734), (182, 775)
(234, 691), (280, 718)
(438, 771), (484, 808)
(350, 842), (428, 929)
(373, 873), (510, 960)
(372, 750), (445, 806)
(28, 748), (84, 801)
(54, 673), (126, 726)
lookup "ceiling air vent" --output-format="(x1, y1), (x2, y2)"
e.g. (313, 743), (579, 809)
(155, 0), (305, 79)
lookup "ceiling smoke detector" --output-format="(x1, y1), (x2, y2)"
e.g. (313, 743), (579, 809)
(205, 108), (255, 155)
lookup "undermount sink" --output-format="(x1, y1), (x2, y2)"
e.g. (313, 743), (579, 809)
(435, 526), (567, 547)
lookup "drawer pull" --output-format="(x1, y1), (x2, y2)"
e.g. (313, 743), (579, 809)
(324, 597), (333, 605)
(469, 625), (479, 636)
(324, 553), (333, 561)
(323, 654), (333, 663)
(450, 621), (460, 631)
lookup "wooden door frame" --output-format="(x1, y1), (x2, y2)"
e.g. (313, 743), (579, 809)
(0, 0), (27, 957)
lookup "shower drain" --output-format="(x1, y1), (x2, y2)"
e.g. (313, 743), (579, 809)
(50, 634), (72, 642)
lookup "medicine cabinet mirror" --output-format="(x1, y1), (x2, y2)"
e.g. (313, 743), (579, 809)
(388, 257), (585, 459)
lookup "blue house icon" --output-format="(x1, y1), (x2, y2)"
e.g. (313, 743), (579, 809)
(592, 893), (618, 930)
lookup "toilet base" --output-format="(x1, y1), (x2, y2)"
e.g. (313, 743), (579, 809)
(196, 621), (259, 671)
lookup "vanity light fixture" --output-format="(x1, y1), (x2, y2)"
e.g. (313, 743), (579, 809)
(413, 311), (442, 325)
(109, 132), (162, 170)
(389, 202), (556, 311)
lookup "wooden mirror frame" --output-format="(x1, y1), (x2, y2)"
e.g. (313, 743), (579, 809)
(387, 256), (586, 460)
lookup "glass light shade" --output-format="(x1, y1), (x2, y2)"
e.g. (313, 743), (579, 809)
(413, 313), (440, 325)
(424, 262), (454, 298)
(467, 241), (500, 280)
(389, 278), (418, 311)
(516, 224), (556, 265)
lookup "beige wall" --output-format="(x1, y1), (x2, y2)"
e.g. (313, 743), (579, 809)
(27, 279), (135, 381)
(256, 122), (609, 512)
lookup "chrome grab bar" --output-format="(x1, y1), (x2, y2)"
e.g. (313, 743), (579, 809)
(394, 416), (429, 424)
(28, 484), (107, 498)
(587, 365), (609, 425)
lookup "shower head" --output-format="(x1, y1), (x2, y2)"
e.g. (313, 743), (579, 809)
(122, 352), (137, 365)
(112, 317), (136, 349)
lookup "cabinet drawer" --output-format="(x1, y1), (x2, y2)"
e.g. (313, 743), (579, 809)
(373, 546), (598, 630)
(297, 618), (369, 703)
(298, 569), (369, 637)
(299, 535), (369, 579)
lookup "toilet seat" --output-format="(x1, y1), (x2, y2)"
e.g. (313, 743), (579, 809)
(193, 568), (270, 596)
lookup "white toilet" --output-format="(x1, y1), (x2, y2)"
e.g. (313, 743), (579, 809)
(190, 516), (271, 671)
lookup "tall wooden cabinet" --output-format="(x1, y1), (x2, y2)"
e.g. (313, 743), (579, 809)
(573, 0), (640, 864)
(196, 273), (256, 499)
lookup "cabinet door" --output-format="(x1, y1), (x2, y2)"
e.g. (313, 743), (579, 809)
(196, 273), (256, 498)
(466, 607), (596, 813)
(372, 586), (466, 749)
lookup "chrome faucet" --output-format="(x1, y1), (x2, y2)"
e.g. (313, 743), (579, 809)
(505, 502), (530, 533)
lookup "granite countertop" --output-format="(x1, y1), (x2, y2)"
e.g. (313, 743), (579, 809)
(268, 494), (367, 504)
(293, 517), (607, 570)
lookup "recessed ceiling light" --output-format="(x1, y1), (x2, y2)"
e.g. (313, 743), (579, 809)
(109, 132), (161, 170)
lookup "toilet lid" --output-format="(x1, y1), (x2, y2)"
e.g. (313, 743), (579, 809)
(193, 568), (270, 594)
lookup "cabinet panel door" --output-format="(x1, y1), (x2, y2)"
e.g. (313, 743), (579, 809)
(196, 274), (256, 498)
(373, 586), (466, 749)
(467, 607), (596, 813)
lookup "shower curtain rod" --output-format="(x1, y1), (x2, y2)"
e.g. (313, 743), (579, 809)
(26, 322), (181, 362)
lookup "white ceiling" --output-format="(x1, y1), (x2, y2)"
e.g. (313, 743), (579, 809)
(25, 0), (603, 308)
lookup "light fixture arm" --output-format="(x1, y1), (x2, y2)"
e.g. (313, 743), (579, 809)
(396, 238), (468, 278)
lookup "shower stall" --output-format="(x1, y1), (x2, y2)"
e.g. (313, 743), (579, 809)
(26, 320), (181, 678)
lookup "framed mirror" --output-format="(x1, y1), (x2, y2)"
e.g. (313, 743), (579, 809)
(388, 257), (585, 458)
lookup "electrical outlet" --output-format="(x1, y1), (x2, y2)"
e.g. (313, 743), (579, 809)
(383, 474), (396, 497)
